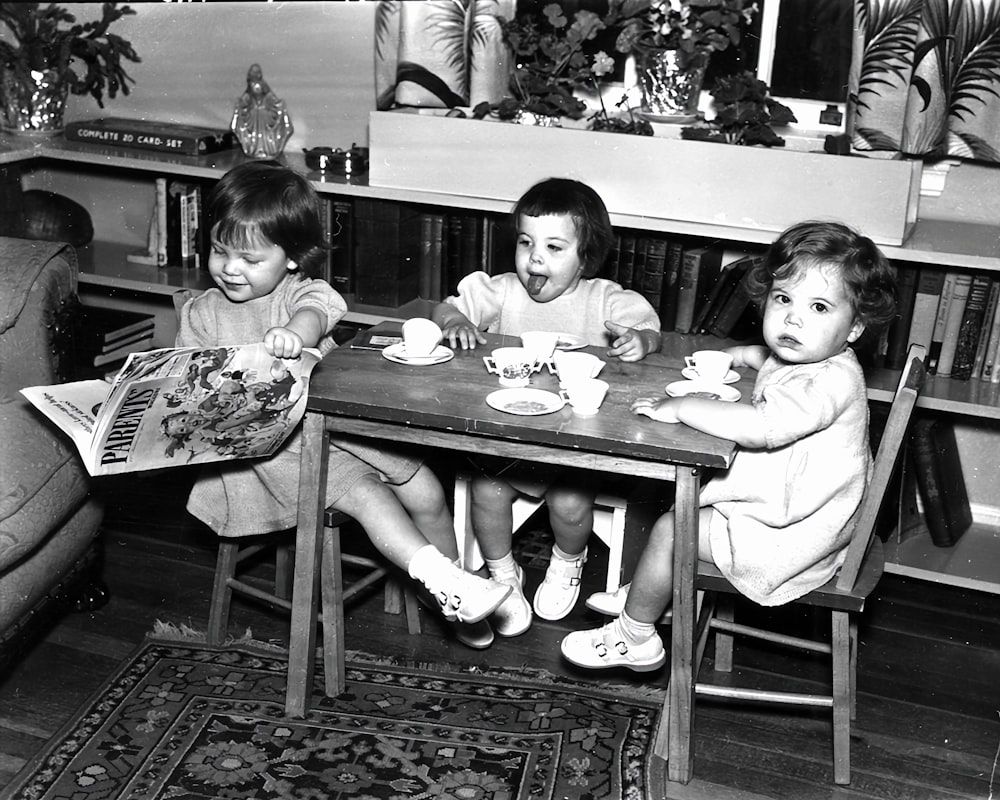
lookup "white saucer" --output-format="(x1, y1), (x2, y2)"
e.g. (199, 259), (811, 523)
(553, 333), (587, 351)
(665, 380), (741, 403)
(381, 343), (454, 365)
(486, 388), (565, 416)
(681, 367), (740, 385)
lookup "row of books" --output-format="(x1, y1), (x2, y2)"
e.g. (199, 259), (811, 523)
(324, 199), (512, 307)
(77, 305), (155, 373)
(885, 266), (1000, 379)
(128, 177), (207, 270)
(607, 234), (760, 340)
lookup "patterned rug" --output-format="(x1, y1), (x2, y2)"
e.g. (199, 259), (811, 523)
(5, 638), (666, 800)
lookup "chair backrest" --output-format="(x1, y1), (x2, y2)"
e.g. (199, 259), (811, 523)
(836, 343), (926, 592)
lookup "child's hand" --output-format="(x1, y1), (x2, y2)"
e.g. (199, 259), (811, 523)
(264, 326), (304, 359)
(631, 395), (681, 424)
(605, 321), (658, 362)
(442, 321), (487, 350)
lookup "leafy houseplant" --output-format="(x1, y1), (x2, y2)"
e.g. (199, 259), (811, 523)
(473, 4), (652, 136)
(680, 71), (797, 146)
(0, 2), (140, 131)
(608, 0), (756, 61)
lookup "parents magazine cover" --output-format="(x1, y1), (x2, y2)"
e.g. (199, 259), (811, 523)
(21, 342), (320, 476)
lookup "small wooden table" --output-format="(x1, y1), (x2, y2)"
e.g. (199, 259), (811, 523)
(292, 334), (741, 784)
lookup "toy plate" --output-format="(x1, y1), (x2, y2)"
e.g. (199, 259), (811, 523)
(486, 388), (565, 416)
(553, 333), (587, 351)
(681, 367), (740, 384)
(665, 380), (741, 403)
(382, 343), (454, 365)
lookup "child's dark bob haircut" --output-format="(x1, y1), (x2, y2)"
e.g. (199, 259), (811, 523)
(513, 178), (615, 278)
(206, 160), (327, 277)
(746, 220), (898, 347)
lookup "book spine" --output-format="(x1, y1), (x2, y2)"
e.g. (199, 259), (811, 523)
(907, 266), (945, 355)
(327, 199), (354, 294)
(640, 236), (667, 312)
(951, 273), (991, 379)
(659, 239), (684, 332)
(155, 177), (168, 267)
(935, 273), (972, 377)
(64, 121), (234, 156)
(982, 293), (1000, 381)
(908, 418), (973, 547)
(707, 263), (755, 338)
(617, 233), (637, 291)
(972, 279), (1000, 378)
(883, 264), (919, 370)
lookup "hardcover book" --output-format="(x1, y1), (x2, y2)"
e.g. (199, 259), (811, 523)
(951, 273), (992, 379)
(78, 306), (155, 347)
(674, 245), (723, 334)
(21, 343), (320, 477)
(64, 117), (238, 156)
(907, 417), (972, 547)
(883, 265), (918, 370)
(934, 272), (972, 377)
(658, 239), (685, 332)
(907, 267), (945, 356)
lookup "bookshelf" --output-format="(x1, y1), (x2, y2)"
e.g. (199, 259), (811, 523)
(4, 135), (1000, 593)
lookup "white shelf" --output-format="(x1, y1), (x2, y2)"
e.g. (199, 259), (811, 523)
(884, 523), (1000, 595)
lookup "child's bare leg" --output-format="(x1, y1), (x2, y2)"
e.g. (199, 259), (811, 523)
(561, 507), (715, 671)
(534, 485), (596, 620)
(333, 474), (511, 626)
(470, 474), (532, 637)
(387, 464), (458, 560)
(470, 474), (518, 560)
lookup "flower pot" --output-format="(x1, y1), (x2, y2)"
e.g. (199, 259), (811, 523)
(634, 48), (708, 120)
(1, 67), (68, 135)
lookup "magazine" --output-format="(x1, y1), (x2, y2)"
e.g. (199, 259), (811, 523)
(21, 342), (321, 477)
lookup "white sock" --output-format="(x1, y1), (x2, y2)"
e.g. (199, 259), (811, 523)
(485, 552), (518, 580)
(552, 543), (586, 562)
(407, 544), (449, 582)
(617, 609), (656, 645)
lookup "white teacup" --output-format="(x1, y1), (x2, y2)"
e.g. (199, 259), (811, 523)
(484, 346), (542, 387)
(553, 350), (605, 387)
(684, 350), (733, 384)
(520, 330), (559, 363)
(560, 378), (610, 416)
(401, 317), (443, 358)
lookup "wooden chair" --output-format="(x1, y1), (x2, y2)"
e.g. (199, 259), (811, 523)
(453, 473), (662, 593)
(689, 344), (926, 785)
(207, 507), (421, 700)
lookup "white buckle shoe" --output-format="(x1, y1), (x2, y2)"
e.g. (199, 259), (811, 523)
(533, 548), (587, 621)
(560, 620), (665, 672)
(491, 565), (532, 637)
(424, 564), (512, 625)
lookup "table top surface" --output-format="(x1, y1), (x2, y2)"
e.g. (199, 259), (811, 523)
(306, 333), (745, 471)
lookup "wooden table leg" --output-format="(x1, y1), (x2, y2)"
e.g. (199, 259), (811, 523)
(287, 412), (329, 717)
(666, 466), (700, 783)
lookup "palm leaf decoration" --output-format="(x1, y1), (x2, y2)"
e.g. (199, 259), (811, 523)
(947, 0), (1000, 123)
(853, 0), (924, 111)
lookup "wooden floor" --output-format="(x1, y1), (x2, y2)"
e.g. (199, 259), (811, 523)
(1, 471), (998, 800)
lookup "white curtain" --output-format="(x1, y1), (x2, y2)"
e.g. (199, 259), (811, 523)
(374, 0), (514, 110)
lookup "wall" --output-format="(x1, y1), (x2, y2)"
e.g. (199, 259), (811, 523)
(61, 2), (377, 150)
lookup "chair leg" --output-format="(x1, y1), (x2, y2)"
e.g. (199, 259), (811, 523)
(320, 523), (346, 697)
(384, 579), (422, 635)
(713, 594), (735, 673)
(207, 540), (240, 646)
(275, 542), (293, 601)
(849, 616), (858, 721)
(831, 609), (852, 785)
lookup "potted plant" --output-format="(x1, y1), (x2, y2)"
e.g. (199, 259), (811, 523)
(605, 0), (756, 118)
(469, 4), (652, 135)
(680, 70), (797, 147)
(0, 2), (140, 134)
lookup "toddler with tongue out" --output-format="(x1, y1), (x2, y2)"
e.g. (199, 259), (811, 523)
(430, 178), (662, 647)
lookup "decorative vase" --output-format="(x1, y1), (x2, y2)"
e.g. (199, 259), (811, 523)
(1, 67), (69, 135)
(634, 48), (709, 120)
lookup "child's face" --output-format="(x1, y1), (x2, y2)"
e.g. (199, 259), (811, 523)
(761, 263), (865, 364)
(514, 213), (584, 302)
(208, 236), (296, 302)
